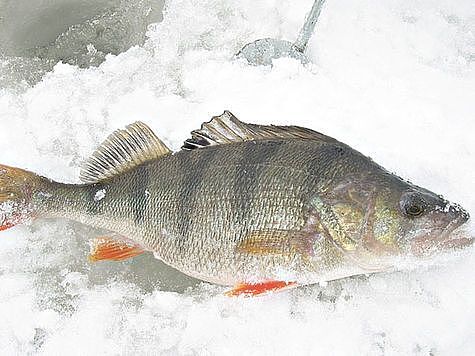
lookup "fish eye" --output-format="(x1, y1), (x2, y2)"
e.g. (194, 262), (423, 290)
(401, 193), (426, 218)
(405, 204), (424, 217)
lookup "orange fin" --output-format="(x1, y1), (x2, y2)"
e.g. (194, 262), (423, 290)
(0, 222), (15, 231)
(225, 281), (297, 297)
(89, 237), (145, 262)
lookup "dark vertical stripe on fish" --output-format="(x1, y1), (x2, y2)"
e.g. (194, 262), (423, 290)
(232, 140), (284, 234)
(176, 149), (214, 251)
(307, 144), (336, 186)
(130, 164), (150, 226)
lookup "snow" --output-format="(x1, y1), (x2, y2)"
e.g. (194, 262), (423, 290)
(93, 189), (106, 202)
(0, 0), (474, 354)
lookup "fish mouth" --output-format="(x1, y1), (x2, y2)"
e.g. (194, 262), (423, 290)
(411, 215), (473, 255)
(439, 220), (474, 250)
(439, 212), (473, 248)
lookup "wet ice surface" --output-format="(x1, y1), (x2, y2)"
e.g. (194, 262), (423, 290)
(0, 0), (164, 87)
(0, 0), (474, 354)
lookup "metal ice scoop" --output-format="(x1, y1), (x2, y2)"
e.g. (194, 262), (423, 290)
(236, 0), (326, 65)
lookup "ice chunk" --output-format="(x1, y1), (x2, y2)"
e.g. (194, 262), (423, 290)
(93, 189), (106, 202)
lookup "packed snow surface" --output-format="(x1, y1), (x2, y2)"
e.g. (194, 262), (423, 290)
(0, 0), (474, 354)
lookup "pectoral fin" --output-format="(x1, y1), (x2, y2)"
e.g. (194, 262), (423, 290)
(236, 229), (315, 257)
(89, 237), (145, 262)
(225, 281), (297, 297)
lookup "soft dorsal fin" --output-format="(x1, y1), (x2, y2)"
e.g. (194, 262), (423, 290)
(80, 121), (171, 183)
(182, 111), (338, 150)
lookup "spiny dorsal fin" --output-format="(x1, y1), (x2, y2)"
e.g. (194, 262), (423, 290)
(80, 121), (170, 183)
(182, 110), (338, 150)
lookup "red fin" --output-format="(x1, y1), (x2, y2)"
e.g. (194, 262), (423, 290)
(1, 210), (29, 232)
(89, 237), (145, 262)
(225, 281), (297, 297)
(0, 221), (15, 231)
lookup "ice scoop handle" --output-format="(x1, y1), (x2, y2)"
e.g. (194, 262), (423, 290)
(293, 0), (326, 53)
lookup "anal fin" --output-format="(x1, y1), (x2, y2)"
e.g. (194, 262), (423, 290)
(89, 237), (145, 262)
(225, 281), (297, 297)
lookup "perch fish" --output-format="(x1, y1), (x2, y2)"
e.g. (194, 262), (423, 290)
(0, 111), (471, 296)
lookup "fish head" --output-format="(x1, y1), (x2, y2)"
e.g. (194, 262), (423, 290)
(319, 173), (472, 270)
(377, 183), (471, 256)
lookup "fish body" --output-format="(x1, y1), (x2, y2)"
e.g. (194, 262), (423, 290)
(0, 111), (471, 292)
(43, 139), (368, 285)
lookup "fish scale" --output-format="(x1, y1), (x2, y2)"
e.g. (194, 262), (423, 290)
(0, 111), (471, 294)
(156, 143), (341, 282)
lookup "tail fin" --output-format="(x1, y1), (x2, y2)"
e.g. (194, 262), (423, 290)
(0, 164), (48, 231)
